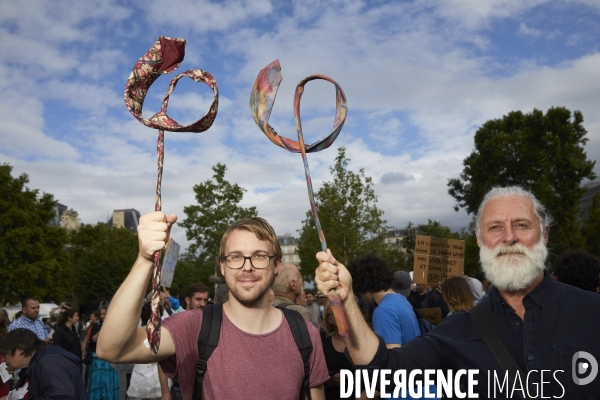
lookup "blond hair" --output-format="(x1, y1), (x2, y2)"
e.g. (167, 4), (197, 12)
(441, 277), (475, 313)
(219, 217), (282, 262)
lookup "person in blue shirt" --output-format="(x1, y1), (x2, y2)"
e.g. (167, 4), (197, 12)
(347, 254), (420, 349)
(8, 298), (49, 342)
(347, 253), (438, 399)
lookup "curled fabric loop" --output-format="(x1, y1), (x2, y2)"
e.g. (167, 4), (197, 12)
(124, 37), (219, 354)
(249, 60), (347, 153)
(125, 36), (219, 132)
(249, 60), (349, 337)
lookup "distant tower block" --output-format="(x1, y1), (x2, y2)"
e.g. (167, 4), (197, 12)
(109, 209), (141, 233)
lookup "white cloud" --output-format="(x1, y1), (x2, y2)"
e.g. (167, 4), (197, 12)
(144, 0), (273, 33)
(3, 0), (600, 253)
(430, 0), (548, 31)
(0, 93), (78, 160)
(518, 22), (543, 36)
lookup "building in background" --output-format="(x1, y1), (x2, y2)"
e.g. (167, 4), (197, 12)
(109, 209), (141, 233)
(59, 209), (81, 231)
(384, 226), (405, 252)
(278, 234), (301, 267)
(50, 203), (68, 227)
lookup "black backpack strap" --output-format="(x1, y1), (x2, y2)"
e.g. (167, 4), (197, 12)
(280, 307), (313, 400)
(192, 303), (222, 400)
(470, 298), (531, 400)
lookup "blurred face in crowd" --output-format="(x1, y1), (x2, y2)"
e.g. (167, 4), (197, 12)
(90, 314), (98, 324)
(220, 229), (279, 307)
(317, 296), (327, 306)
(305, 293), (315, 306)
(296, 290), (307, 307)
(68, 312), (79, 326)
(22, 300), (40, 320)
(187, 291), (209, 310)
(3, 349), (30, 371)
(415, 284), (427, 295)
(99, 308), (107, 322)
(477, 195), (548, 292)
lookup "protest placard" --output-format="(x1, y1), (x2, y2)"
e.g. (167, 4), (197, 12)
(160, 238), (180, 288)
(413, 235), (465, 285)
(417, 307), (442, 325)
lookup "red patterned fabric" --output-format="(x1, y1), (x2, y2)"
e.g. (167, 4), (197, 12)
(249, 60), (349, 337)
(124, 37), (219, 354)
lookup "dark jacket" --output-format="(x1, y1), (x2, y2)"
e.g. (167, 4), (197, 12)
(52, 324), (82, 360)
(363, 271), (600, 398)
(26, 344), (88, 399)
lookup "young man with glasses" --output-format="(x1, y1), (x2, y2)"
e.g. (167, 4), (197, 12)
(97, 212), (328, 400)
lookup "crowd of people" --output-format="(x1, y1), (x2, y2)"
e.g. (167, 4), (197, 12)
(1, 185), (600, 399)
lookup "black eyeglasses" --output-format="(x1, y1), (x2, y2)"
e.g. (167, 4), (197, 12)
(220, 254), (277, 269)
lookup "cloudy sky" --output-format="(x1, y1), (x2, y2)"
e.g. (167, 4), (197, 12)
(2, 0), (600, 251)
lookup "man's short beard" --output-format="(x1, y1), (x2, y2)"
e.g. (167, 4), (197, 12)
(226, 271), (276, 307)
(480, 236), (548, 292)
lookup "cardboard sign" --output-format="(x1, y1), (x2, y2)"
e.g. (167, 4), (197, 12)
(160, 238), (180, 288)
(413, 235), (465, 285)
(417, 307), (442, 325)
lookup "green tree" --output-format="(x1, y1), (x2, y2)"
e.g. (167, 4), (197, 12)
(379, 248), (408, 272)
(297, 147), (387, 281)
(456, 224), (480, 277)
(70, 223), (139, 302)
(448, 107), (596, 257)
(582, 192), (600, 257)
(169, 252), (207, 295)
(179, 163), (257, 286)
(0, 164), (72, 304)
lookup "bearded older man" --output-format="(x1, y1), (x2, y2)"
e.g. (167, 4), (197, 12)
(316, 186), (600, 399)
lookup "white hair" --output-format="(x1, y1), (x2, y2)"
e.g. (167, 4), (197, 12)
(475, 186), (553, 238)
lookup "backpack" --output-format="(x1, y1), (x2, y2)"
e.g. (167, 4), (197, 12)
(192, 303), (313, 400)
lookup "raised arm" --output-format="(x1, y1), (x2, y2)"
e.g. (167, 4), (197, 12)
(96, 211), (177, 363)
(315, 250), (380, 365)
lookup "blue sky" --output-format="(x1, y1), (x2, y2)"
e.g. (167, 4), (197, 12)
(2, 0), (600, 252)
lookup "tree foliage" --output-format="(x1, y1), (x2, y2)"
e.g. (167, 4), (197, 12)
(448, 107), (596, 257)
(179, 163), (257, 285)
(0, 164), (72, 304)
(582, 193), (600, 257)
(70, 223), (139, 302)
(379, 248), (408, 273)
(297, 147), (387, 281)
(456, 224), (480, 278)
(169, 252), (208, 295)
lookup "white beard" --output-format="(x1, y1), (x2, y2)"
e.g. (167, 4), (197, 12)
(480, 237), (547, 292)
